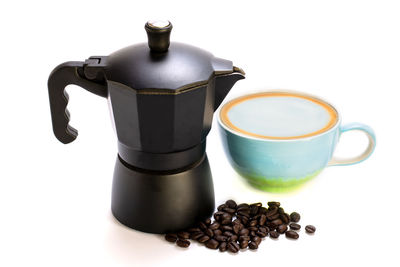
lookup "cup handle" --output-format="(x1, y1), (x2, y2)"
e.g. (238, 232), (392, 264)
(328, 122), (376, 166)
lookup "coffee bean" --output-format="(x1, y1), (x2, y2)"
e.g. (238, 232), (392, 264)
(225, 199), (237, 209)
(223, 231), (234, 237)
(290, 212), (301, 223)
(237, 203), (249, 210)
(248, 242), (258, 250)
(266, 206), (279, 220)
(269, 230), (280, 239)
(232, 218), (241, 225)
(165, 233), (177, 243)
(250, 205), (259, 216)
(215, 235), (228, 242)
(233, 224), (240, 234)
(219, 242), (228, 252)
(229, 235), (238, 242)
(220, 213), (232, 224)
(198, 235), (210, 243)
(237, 215), (249, 225)
(228, 242), (240, 253)
(205, 228), (214, 237)
(252, 236), (261, 245)
(250, 202), (262, 207)
(213, 211), (224, 221)
(239, 228), (249, 236)
(271, 219), (283, 227)
(199, 221), (207, 230)
(214, 229), (222, 236)
(176, 239), (190, 248)
(277, 224), (288, 234)
(280, 213), (290, 224)
(240, 240), (249, 249)
(237, 210), (250, 217)
(289, 223), (301, 231)
(278, 207), (285, 214)
(258, 226), (269, 233)
(222, 207), (236, 214)
(239, 235), (250, 242)
(190, 232), (204, 240)
(209, 222), (220, 230)
(266, 221), (277, 230)
(256, 230), (268, 238)
(259, 214), (267, 226)
(187, 227), (201, 233)
(177, 231), (190, 239)
(205, 239), (219, 249)
(250, 231), (257, 237)
(248, 220), (258, 227)
(268, 201), (280, 207)
(204, 218), (211, 225)
(285, 230), (299, 239)
(217, 204), (227, 211)
(268, 213), (280, 220)
(248, 226), (258, 232)
(305, 225), (316, 233)
(221, 225), (233, 231)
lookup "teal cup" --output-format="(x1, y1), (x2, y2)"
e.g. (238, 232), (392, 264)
(218, 91), (376, 192)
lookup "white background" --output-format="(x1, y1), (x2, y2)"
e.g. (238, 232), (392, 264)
(1, 0), (399, 266)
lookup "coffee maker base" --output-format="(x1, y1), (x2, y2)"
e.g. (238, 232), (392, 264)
(111, 154), (215, 234)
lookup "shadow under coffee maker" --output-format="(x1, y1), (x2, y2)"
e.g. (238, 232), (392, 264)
(48, 21), (245, 233)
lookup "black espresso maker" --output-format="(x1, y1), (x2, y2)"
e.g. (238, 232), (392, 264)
(48, 21), (245, 233)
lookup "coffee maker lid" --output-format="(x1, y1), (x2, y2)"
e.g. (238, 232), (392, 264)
(104, 21), (235, 94)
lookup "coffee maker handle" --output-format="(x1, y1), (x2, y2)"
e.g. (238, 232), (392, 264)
(48, 60), (107, 144)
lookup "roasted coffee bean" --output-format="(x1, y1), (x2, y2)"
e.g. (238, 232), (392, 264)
(222, 207), (236, 214)
(214, 211), (224, 221)
(176, 239), (190, 248)
(236, 203), (249, 211)
(290, 212), (301, 223)
(266, 222), (277, 230)
(220, 213), (233, 225)
(228, 242), (240, 253)
(237, 215), (249, 225)
(250, 202), (262, 207)
(232, 218), (241, 225)
(214, 229), (222, 236)
(277, 224), (288, 234)
(248, 226), (258, 232)
(250, 205), (259, 216)
(268, 213), (280, 220)
(215, 235), (228, 242)
(268, 201), (280, 207)
(190, 232), (204, 240)
(240, 240), (249, 249)
(258, 226), (269, 233)
(259, 214), (267, 226)
(237, 210), (250, 217)
(266, 206), (279, 219)
(225, 199), (237, 209)
(178, 231), (190, 239)
(233, 224), (240, 234)
(221, 225), (233, 232)
(248, 242), (258, 250)
(269, 230), (280, 239)
(204, 218), (211, 225)
(239, 228), (249, 236)
(256, 230), (268, 238)
(223, 231), (234, 237)
(239, 235), (251, 242)
(278, 207), (285, 214)
(209, 222), (220, 230)
(280, 213), (290, 224)
(199, 222), (208, 230)
(252, 236), (261, 245)
(219, 242), (228, 252)
(289, 223), (301, 231)
(198, 235), (210, 243)
(217, 204), (227, 211)
(205, 239), (219, 249)
(250, 231), (257, 237)
(285, 230), (299, 239)
(248, 220), (258, 227)
(305, 225), (316, 233)
(229, 235), (238, 242)
(187, 227), (201, 233)
(258, 207), (268, 215)
(165, 233), (177, 243)
(205, 228), (214, 237)
(271, 219), (283, 227)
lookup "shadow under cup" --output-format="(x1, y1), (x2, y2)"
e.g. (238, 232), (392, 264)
(218, 91), (376, 192)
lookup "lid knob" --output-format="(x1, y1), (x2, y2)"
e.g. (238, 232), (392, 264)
(145, 20), (173, 53)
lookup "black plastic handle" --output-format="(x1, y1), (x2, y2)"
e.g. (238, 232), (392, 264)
(48, 60), (107, 144)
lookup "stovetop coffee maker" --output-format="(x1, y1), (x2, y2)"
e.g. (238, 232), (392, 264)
(48, 21), (245, 233)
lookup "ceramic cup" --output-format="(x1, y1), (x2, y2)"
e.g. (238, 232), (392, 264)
(218, 91), (376, 192)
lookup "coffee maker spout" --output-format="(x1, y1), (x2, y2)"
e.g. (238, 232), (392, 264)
(214, 66), (245, 110)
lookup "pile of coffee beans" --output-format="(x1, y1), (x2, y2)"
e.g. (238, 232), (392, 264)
(165, 200), (315, 252)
